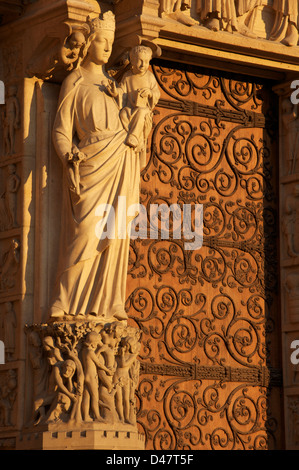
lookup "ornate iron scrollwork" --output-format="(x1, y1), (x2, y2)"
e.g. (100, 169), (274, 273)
(126, 61), (282, 450)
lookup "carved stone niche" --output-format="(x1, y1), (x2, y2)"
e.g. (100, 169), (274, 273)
(17, 320), (144, 450)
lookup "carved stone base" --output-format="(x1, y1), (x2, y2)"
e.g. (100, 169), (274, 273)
(16, 422), (145, 450)
(23, 320), (143, 450)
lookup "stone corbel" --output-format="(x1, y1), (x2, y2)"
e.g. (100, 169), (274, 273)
(26, 21), (89, 82)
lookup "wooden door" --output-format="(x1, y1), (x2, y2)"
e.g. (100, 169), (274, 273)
(126, 61), (284, 450)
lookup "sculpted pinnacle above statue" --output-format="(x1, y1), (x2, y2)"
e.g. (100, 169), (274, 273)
(50, 11), (160, 323)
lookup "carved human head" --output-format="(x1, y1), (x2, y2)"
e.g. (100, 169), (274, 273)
(120, 335), (140, 354)
(68, 32), (86, 50)
(84, 331), (102, 349)
(129, 45), (152, 75)
(42, 336), (55, 351)
(28, 330), (41, 348)
(82, 11), (115, 66)
(62, 359), (76, 378)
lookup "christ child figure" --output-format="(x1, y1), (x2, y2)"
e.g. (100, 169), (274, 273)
(107, 45), (160, 167)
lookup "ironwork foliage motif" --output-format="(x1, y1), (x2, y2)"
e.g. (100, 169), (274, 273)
(126, 61), (282, 450)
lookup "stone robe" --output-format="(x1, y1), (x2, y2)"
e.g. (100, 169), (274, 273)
(198, 0), (262, 27)
(51, 66), (140, 321)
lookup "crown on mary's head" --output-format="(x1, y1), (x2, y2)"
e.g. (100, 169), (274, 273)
(86, 11), (115, 34)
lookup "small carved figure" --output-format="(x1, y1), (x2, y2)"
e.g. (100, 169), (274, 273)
(29, 336), (64, 425)
(3, 85), (20, 155)
(0, 238), (20, 291)
(99, 322), (125, 356)
(95, 325), (123, 423)
(81, 331), (114, 422)
(27, 331), (49, 426)
(0, 370), (17, 427)
(47, 347), (84, 425)
(27, 24), (87, 80)
(282, 185), (299, 257)
(0, 164), (20, 231)
(160, 0), (198, 25)
(107, 44), (160, 169)
(113, 336), (141, 424)
(58, 31), (86, 71)
(282, 98), (299, 174)
(270, 0), (299, 46)
(0, 302), (16, 361)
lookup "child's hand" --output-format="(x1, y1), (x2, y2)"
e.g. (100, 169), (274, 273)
(106, 80), (119, 98)
(139, 87), (152, 99)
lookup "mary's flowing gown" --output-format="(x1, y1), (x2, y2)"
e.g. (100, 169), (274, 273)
(51, 66), (140, 320)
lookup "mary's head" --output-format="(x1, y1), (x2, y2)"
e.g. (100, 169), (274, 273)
(81, 11), (115, 67)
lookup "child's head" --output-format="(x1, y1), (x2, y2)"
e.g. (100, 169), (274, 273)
(130, 45), (152, 75)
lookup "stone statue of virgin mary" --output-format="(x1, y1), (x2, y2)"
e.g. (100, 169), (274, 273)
(49, 11), (140, 323)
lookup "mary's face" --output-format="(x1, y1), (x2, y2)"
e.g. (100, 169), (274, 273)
(87, 30), (114, 65)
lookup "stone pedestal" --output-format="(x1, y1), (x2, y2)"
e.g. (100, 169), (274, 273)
(19, 320), (144, 450)
(17, 422), (145, 450)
